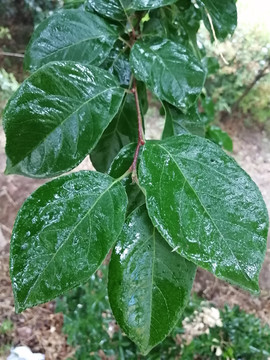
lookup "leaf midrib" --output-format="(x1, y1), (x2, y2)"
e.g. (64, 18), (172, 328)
(40, 35), (114, 63)
(147, 227), (155, 347)
(155, 143), (252, 283)
(11, 86), (122, 168)
(139, 42), (184, 102)
(23, 178), (120, 306)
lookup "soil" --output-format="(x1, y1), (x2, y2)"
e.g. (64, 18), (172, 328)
(0, 115), (270, 358)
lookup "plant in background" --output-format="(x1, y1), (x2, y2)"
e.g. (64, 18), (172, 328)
(202, 25), (270, 127)
(56, 266), (187, 359)
(57, 273), (270, 359)
(0, 27), (12, 40)
(0, 319), (14, 358)
(0, 69), (19, 114)
(0, 70), (19, 98)
(180, 305), (270, 359)
(3, 0), (269, 355)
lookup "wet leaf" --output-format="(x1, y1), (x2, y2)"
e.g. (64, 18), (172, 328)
(102, 47), (132, 87)
(202, 56), (220, 75)
(91, 83), (147, 173)
(141, 7), (183, 42)
(130, 39), (206, 112)
(109, 143), (145, 215)
(24, 9), (119, 71)
(198, 0), (237, 40)
(86, 0), (127, 21)
(123, 0), (179, 11)
(108, 205), (196, 355)
(139, 135), (269, 292)
(200, 95), (215, 124)
(10, 171), (127, 313)
(206, 125), (233, 152)
(162, 102), (205, 138)
(177, 2), (202, 52)
(91, 94), (137, 173)
(4, 62), (125, 178)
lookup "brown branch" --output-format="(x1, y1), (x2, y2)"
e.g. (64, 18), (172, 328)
(127, 12), (146, 182)
(129, 78), (145, 182)
(0, 51), (24, 58)
(233, 58), (270, 111)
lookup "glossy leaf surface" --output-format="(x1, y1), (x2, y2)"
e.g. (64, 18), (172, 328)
(141, 7), (183, 42)
(86, 0), (126, 21)
(177, 2), (202, 53)
(91, 83), (147, 173)
(123, 0), (179, 10)
(109, 143), (145, 215)
(199, 0), (237, 40)
(206, 125), (233, 152)
(63, 0), (85, 8)
(91, 94), (137, 173)
(4, 62), (125, 178)
(108, 205), (196, 355)
(10, 171), (127, 312)
(102, 48), (132, 87)
(24, 9), (119, 71)
(130, 39), (206, 112)
(162, 102), (205, 138)
(139, 135), (269, 292)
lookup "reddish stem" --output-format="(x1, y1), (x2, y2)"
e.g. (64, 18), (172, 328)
(129, 78), (145, 182)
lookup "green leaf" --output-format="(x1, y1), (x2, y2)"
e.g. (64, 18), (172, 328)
(109, 143), (145, 215)
(123, 0), (179, 11)
(141, 8), (180, 41)
(139, 135), (269, 292)
(178, 2), (202, 56)
(130, 39), (206, 112)
(200, 95), (215, 123)
(24, 9), (120, 72)
(202, 56), (220, 75)
(63, 0), (85, 9)
(91, 83), (147, 173)
(162, 102), (205, 138)
(102, 47), (132, 86)
(91, 94), (137, 173)
(10, 171), (127, 313)
(3, 62), (125, 178)
(108, 205), (196, 355)
(206, 125), (233, 152)
(198, 0), (237, 40)
(86, 0), (126, 21)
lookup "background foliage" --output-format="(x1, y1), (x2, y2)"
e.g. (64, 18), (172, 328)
(201, 26), (270, 130)
(56, 266), (270, 360)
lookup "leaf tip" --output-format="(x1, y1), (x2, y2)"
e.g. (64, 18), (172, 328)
(139, 345), (152, 357)
(4, 166), (12, 175)
(14, 304), (23, 314)
(4, 157), (15, 175)
(13, 296), (25, 314)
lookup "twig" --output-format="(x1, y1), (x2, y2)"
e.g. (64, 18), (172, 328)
(118, 37), (131, 48)
(0, 51), (24, 58)
(129, 78), (145, 182)
(118, 0), (136, 41)
(233, 58), (270, 110)
(205, 10), (228, 65)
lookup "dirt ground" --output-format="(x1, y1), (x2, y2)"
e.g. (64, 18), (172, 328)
(0, 116), (270, 359)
